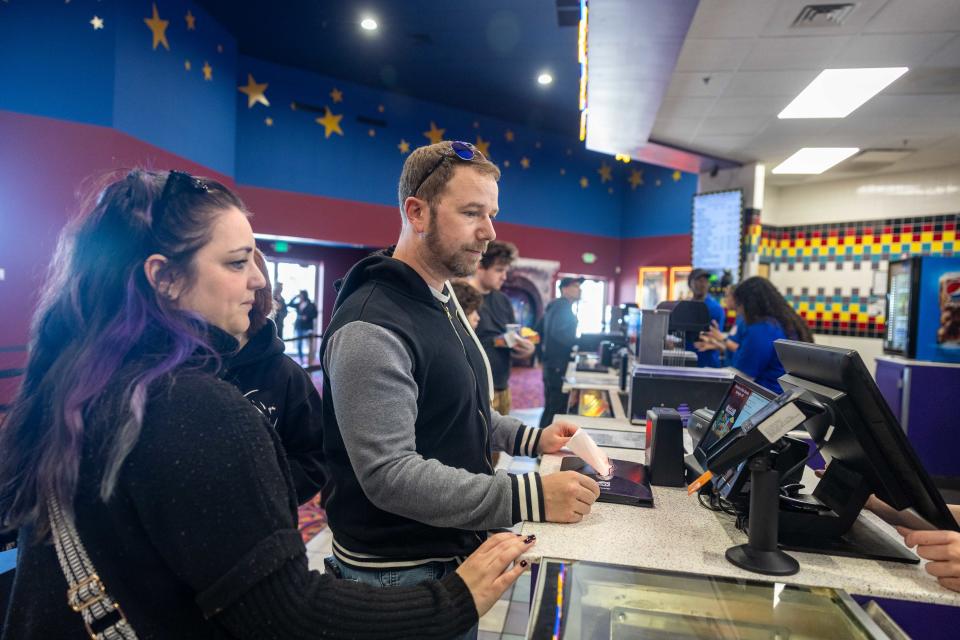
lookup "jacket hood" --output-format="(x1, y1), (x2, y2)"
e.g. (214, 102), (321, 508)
(331, 246), (438, 314)
(224, 319), (284, 371)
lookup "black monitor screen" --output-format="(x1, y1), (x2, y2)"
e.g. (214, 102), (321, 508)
(696, 378), (775, 462)
(694, 378), (776, 497)
(776, 339), (959, 532)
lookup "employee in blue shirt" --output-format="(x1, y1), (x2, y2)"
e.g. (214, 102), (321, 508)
(686, 269), (726, 367)
(696, 276), (813, 392)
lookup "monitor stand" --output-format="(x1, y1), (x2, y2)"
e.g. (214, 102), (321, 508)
(779, 513), (919, 564)
(775, 461), (920, 565)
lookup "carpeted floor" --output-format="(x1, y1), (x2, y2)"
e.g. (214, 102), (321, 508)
(508, 365), (543, 409)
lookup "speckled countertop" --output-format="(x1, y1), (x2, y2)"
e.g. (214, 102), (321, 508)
(521, 447), (960, 607)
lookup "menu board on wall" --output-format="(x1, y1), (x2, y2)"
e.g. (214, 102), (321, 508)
(692, 190), (743, 281)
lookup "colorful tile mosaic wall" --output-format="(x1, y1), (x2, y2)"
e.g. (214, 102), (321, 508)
(748, 212), (958, 338)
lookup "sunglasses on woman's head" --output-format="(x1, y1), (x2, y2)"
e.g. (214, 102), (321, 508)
(412, 141), (483, 197)
(152, 170), (210, 225)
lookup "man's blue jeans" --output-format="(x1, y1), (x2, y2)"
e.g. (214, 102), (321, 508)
(326, 556), (479, 640)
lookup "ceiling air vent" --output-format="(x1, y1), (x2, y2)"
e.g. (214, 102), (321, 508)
(791, 3), (857, 28)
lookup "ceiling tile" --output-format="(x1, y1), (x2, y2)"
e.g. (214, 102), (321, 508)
(665, 72), (733, 98)
(722, 70), (821, 97)
(864, 0), (960, 34)
(830, 33), (957, 67)
(709, 96), (790, 117)
(739, 36), (850, 71)
(697, 116), (770, 136)
(923, 34), (960, 67)
(675, 38), (755, 72)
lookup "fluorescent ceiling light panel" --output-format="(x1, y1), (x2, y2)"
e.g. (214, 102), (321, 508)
(772, 148), (859, 174)
(778, 68), (908, 119)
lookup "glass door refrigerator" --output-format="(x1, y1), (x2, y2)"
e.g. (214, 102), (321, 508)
(885, 256), (960, 363)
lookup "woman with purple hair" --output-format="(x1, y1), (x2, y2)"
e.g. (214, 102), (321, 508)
(0, 170), (532, 639)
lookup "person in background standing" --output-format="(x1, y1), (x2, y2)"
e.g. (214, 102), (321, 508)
(221, 249), (326, 506)
(289, 289), (318, 364)
(273, 281), (288, 340)
(539, 276), (582, 428)
(468, 241), (534, 416)
(686, 269), (725, 368)
(450, 280), (484, 330)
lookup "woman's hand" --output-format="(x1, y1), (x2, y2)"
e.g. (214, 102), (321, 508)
(456, 532), (535, 616)
(897, 527), (960, 592)
(538, 420), (579, 454)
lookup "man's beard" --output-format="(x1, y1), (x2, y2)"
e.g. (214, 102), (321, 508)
(424, 209), (485, 278)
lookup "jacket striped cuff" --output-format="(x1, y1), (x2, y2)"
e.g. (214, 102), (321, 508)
(510, 472), (545, 523)
(513, 425), (542, 457)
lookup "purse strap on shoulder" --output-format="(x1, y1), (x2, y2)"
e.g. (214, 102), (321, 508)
(47, 495), (138, 640)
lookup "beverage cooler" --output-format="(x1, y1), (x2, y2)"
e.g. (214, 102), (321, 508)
(885, 256), (960, 363)
(878, 256), (960, 479)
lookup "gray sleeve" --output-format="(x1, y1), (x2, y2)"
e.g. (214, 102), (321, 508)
(325, 321), (537, 529)
(489, 410), (542, 457)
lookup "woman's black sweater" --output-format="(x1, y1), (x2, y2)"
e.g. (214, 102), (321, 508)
(2, 361), (476, 638)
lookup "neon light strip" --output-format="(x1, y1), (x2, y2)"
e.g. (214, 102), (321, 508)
(551, 563), (567, 640)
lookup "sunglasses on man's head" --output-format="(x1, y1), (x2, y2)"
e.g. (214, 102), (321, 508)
(412, 141), (483, 197)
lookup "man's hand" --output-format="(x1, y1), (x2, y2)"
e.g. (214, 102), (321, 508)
(898, 527), (960, 592)
(510, 336), (535, 358)
(541, 471), (600, 523)
(538, 420), (579, 454)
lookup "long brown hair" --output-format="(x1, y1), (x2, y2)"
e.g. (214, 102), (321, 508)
(733, 277), (813, 343)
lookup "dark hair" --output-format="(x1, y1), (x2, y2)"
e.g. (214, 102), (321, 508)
(397, 141), (501, 215)
(451, 280), (484, 316)
(248, 248), (273, 337)
(0, 169), (247, 536)
(479, 240), (518, 270)
(732, 277), (813, 343)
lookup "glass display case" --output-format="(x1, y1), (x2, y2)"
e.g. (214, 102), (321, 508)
(528, 558), (889, 639)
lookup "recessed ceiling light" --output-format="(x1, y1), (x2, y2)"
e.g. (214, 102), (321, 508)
(772, 148), (859, 174)
(778, 67), (908, 119)
(537, 72), (553, 86)
(360, 17), (378, 31)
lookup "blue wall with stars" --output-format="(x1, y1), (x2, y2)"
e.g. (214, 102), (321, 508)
(0, 0), (696, 239)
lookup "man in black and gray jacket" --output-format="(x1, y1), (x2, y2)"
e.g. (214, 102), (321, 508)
(320, 142), (599, 622)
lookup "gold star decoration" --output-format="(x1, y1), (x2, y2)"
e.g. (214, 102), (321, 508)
(368, 129), (376, 137)
(185, 10), (196, 30)
(90, 16), (104, 30)
(184, 59), (191, 71)
(378, 104), (385, 113)
(423, 121), (445, 145)
(503, 160), (511, 168)
(202, 61), (212, 81)
(628, 169), (644, 190)
(474, 136), (491, 159)
(560, 168), (566, 175)
(238, 74), (270, 108)
(579, 177), (589, 189)
(330, 88), (343, 103)
(316, 107), (344, 138)
(144, 3), (169, 51)
(520, 157), (531, 170)
(504, 129), (515, 142)
(398, 139), (410, 154)
(597, 162), (613, 183)
(672, 170), (682, 182)
(265, 117), (274, 127)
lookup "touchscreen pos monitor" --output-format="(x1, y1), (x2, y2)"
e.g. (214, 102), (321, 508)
(776, 340), (959, 535)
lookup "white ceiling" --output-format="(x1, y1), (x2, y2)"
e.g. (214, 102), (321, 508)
(653, 0), (960, 184)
